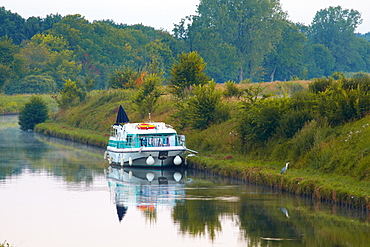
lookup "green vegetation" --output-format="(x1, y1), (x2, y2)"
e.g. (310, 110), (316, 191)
(1, 2), (370, 209)
(2, 3), (370, 94)
(168, 51), (210, 98)
(0, 94), (57, 115)
(18, 95), (48, 130)
(30, 71), (370, 209)
(0, 242), (12, 247)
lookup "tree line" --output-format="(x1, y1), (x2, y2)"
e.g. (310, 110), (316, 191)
(1, 1), (370, 94)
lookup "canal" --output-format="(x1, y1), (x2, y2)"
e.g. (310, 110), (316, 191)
(0, 115), (369, 247)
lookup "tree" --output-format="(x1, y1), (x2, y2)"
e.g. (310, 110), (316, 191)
(303, 44), (335, 78)
(18, 95), (48, 131)
(6, 74), (57, 94)
(309, 6), (362, 72)
(169, 51), (210, 98)
(20, 34), (81, 88)
(0, 36), (25, 91)
(109, 66), (143, 89)
(264, 21), (306, 81)
(175, 0), (286, 82)
(132, 73), (163, 118)
(56, 79), (87, 110)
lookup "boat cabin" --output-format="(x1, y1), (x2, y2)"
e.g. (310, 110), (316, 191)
(108, 122), (185, 149)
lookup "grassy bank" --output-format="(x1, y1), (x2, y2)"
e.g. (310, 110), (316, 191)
(35, 118), (370, 211)
(30, 82), (369, 210)
(186, 154), (369, 210)
(35, 122), (108, 148)
(0, 94), (58, 115)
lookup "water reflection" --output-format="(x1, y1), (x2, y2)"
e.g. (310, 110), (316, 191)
(171, 170), (370, 246)
(0, 116), (105, 184)
(1, 115), (369, 247)
(106, 166), (186, 222)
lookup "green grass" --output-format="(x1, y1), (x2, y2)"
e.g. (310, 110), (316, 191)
(24, 86), (370, 209)
(0, 94), (58, 115)
(35, 122), (109, 148)
(188, 153), (370, 210)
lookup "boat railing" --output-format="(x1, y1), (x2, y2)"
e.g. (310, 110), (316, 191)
(109, 134), (181, 148)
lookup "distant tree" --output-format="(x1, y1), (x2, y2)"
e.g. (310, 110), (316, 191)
(175, 0), (286, 82)
(109, 67), (143, 89)
(132, 73), (163, 117)
(0, 36), (25, 91)
(56, 79), (87, 110)
(0, 7), (26, 45)
(264, 21), (306, 82)
(309, 6), (363, 72)
(18, 95), (48, 131)
(5, 74), (57, 94)
(169, 51), (210, 98)
(303, 44), (335, 78)
(20, 34), (81, 88)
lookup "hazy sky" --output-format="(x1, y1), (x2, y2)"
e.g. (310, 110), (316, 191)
(1, 0), (370, 33)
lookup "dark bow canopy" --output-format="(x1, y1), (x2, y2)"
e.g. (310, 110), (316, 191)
(115, 105), (130, 125)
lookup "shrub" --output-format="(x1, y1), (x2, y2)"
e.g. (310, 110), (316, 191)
(18, 95), (48, 130)
(223, 80), (243, 98)
(173, 80), (228, 130)
(308, 77), (334, 93)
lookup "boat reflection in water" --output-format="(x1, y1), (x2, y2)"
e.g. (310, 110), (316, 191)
(106, 165), (186, 222)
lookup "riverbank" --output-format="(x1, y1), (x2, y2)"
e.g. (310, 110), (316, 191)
(35, 121), (370, 211)
(186, 154), (370, 211)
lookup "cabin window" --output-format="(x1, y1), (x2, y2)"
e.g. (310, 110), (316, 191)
(137, 135), (177, 147)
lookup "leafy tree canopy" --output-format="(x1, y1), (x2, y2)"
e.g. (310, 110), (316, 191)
(169, 51), (210, 98)
(18, 95), (48, 130)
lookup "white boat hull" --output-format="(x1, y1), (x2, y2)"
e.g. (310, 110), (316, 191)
(105, 146), (186, 167)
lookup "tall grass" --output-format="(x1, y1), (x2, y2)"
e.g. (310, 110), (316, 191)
(0, 94), (58, 115)
(27, 81), (369, 208)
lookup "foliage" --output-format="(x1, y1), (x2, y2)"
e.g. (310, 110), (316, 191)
(238, 97), (290, 151)
(175, 0), (286, 82)
(308, 6), (369, 73)
(2, 5), (370, 93)
(173, 80), (228, 130)
(109, 67), (144, 89)
(5, 74), (57, 94)
(302, 43), (335, 78)
(56, 79), (87, 110)
(264, 21), (306, 82)
(223, 80), (243, 98)
(132, 73), (163, 117)
(18, 95), (48, 130)
(308, 77), (334, 93)
(0, 36), (25, 91)
(169, 51), (210, 98)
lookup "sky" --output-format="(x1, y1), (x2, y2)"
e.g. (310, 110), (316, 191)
(1, 0), (370, 34)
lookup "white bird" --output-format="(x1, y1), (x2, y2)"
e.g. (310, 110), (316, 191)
(280, 162), (290, 174)
(281, 207), (290, 218)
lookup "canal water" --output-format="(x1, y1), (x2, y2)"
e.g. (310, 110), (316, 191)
(0, 115), (369, 247)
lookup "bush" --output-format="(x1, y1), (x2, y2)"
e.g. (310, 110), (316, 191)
(223, 80), (243, 98)
(173, 81), (228, 130)
(18, 95), (48, 130)
(308, 77), (334, 93)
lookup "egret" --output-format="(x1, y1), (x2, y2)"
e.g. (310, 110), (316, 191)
(281, 207), (290, 218)
(280, 162), (290, 174)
